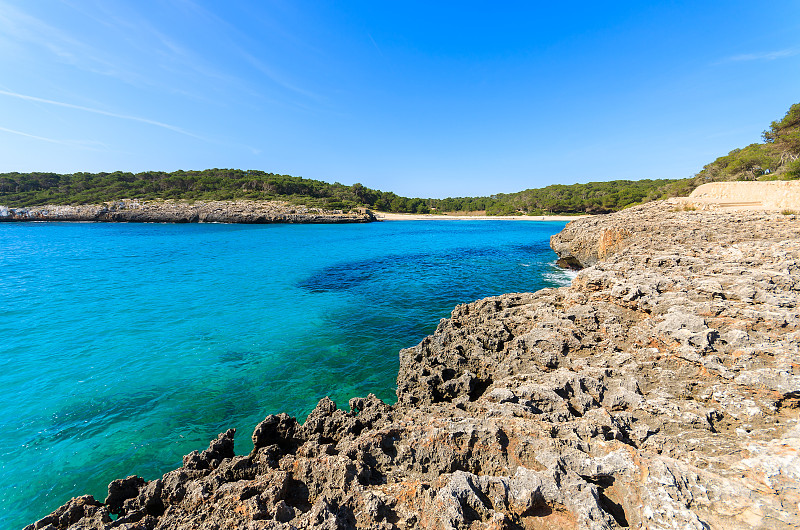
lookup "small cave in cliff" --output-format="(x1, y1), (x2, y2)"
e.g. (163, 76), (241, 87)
(555, 256), (583, 270)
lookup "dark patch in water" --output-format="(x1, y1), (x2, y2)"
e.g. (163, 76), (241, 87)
(26, 392), (163, 448)
(512, 240), (552, 253)
(297, 245), (542, 294)
(297, 260), (378, 291)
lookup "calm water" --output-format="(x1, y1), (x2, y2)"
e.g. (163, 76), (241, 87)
(0, 220), (569, 528)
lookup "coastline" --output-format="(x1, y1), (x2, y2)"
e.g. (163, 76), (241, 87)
(375, 211), (589, 221)
(25, 200), (800, 530)
(0, 201), (591, 224)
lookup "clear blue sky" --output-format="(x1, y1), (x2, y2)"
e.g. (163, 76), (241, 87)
(0, 1), (798, 198)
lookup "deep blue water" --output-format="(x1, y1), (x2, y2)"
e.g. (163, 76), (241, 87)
(0, 220), (569, 528)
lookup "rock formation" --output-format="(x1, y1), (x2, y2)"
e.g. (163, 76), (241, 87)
(0, 200), (376, 223)
(25, 202), (799, 529)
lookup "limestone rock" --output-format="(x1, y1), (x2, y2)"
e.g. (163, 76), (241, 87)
(0, 199), (376, 224)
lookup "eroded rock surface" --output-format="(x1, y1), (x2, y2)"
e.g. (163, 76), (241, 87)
(27, 202), (800, 529)
(0, 200), (375, 223)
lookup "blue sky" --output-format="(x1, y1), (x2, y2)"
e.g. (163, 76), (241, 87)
(0, 1), (798, 198)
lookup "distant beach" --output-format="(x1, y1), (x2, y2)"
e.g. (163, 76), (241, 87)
(375, 212), (589, 221)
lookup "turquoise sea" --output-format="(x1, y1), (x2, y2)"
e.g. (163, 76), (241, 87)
(0, 220), (570, 528)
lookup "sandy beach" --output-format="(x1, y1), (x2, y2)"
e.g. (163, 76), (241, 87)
(375, 212), (589, 221)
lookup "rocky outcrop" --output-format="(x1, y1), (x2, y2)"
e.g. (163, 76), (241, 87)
(26, 202), (800, 529)
(0, 200), (376, 223)
(550, 199), (799, 269)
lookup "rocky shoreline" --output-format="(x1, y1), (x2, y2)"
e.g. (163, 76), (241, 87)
(0, 200), (376, 224)
(26, 202), (799, 529)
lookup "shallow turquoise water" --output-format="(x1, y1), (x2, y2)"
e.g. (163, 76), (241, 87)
(0, 220), (569, 528)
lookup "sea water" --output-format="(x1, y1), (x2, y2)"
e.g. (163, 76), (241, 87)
(0, 220), (570, 528)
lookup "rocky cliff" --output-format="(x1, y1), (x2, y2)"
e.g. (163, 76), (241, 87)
(26, 202), (799, 530)
(0, 200), (375, 223)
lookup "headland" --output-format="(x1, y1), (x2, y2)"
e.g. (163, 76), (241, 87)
(0, 200), (375, 224)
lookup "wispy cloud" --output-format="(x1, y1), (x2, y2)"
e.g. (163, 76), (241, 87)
(0, 125), (72, 145)
(2, 1), (237, 101)
(368, 33), (385, 58)
(720, 49), (799, 63)
(4, 0), (323, 112)
(1, 87), (265, 155)
(0, 0), (145, 86)
(0, 89), (207, 141)
(69, 0), (235, 88)
(0, 2), (74, 55)
(175, 0), (324, 102)
(0, 125), (103, 150)
(238, 50), (324, 102)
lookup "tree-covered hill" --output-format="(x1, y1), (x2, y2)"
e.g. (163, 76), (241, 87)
(482, 179), (694, 215)
(424, 179), (689, 215)
(0, 169), (432, 213)
(3, 168), (688, 215)
(2, 102), (797, 215)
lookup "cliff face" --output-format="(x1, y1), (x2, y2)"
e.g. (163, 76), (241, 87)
(0, 200), (376, 223)
(26, 202), (800, 530)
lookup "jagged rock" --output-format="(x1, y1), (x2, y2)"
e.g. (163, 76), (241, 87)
(27, 202), (800, 529)
(104, 475), (145, 515)
(252, 414), (301, 453)
(183, 428), (236, 470)
(23, 496), (111, 530)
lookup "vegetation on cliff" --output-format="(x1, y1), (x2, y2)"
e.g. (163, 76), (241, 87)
(2, 103), (797, 214)
(689, 102), (800, 183)
(466, 178), (694, 215)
